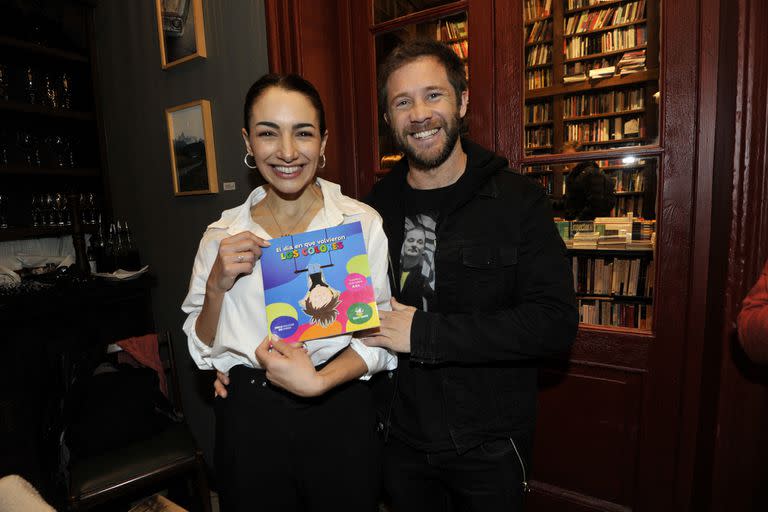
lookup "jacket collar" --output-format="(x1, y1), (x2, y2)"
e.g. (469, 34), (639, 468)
(208, 177), (365, 236)
(381, 138), (506, 198)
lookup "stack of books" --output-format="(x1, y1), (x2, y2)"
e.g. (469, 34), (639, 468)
(573, 231), (600, 248)
(616, 49), (646, 75)
(564, 72), (588, 83)
(589, 66), (616, 79)
(597, 233), (628, 248)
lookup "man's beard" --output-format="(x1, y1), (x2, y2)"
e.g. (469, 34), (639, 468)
(392, 114), (461, 170)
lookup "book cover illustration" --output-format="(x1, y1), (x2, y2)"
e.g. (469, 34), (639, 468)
(260, 221), (380, 343)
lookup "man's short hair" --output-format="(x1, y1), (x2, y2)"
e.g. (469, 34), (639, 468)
(377, 39), (468, 115)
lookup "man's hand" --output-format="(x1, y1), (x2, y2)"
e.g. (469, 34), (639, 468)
(255, 336), (326, 397)
(362, 298), (416, 353)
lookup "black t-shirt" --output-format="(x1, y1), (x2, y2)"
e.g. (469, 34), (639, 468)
(390, 182), (457, 452)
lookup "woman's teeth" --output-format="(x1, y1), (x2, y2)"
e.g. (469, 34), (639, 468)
(274, 166), (301, 175)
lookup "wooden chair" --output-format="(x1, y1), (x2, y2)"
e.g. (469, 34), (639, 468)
(66, 332), (211, 511)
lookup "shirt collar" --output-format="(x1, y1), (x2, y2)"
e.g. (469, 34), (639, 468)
(207, 177), (366, 236)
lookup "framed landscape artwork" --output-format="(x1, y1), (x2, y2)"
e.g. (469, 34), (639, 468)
(165, 99), (219, 196)
(155, 0), (207, 69)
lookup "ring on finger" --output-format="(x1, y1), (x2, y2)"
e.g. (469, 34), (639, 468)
(237, 254), (244, 263)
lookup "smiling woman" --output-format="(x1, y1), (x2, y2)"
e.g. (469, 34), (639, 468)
(181, 74), (397, 512)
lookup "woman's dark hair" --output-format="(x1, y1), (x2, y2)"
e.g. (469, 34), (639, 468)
(377, 38), (468, 114)
(243, 73), (327, 134)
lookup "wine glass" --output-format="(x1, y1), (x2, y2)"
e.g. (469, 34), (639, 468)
(59, 72), (73, 110)
(48, 135), (68, 167)
(85, 192), (96, 224)
(44, 193), (54, 226)
(23, 66), (38, 105)
(18, 131), (41, 167)
(54, 192), (70, 226)
(31, 194), (41, 227)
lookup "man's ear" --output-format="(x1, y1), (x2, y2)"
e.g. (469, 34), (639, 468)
(459, 90), (469, 118)
(383, 112), (390, 125)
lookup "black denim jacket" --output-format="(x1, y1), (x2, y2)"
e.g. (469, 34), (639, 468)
(365, 139), (578, 453)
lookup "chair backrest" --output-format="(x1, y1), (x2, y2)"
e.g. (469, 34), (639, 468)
(160, 331), (184, 417)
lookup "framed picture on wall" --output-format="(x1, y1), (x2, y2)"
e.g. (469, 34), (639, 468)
(155, 0), (207, 69)
(165, 99), (219, 196)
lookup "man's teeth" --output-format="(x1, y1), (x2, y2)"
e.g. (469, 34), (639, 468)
(274, 166), (301, 174)
(412, 128), (439, 139)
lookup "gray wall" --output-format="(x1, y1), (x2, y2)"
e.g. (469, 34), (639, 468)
(94, 0), (269, 468)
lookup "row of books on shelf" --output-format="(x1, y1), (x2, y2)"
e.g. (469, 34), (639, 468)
(525, 126), (553, 148)
(436, 19), (469, 61)
(525, 102), (552, 123)
(527, 44), (552, 66)
(564, 0), (646, 35)
(566, 0), (631, 12)
(526, 20), (552, 44)
(524, 0), (552, 21)
(437, 19), (467, 40)
(572, 255), (654, 297)
(611, 168), (646, 192)
(556, 215), (655, 249)
(578, 300), (652, 329)
(563, 87), (644, 117)
(565, 116), (644, 142)
(612, 195), (645, 217)
(564, 26), (647, 60)
(527, 69), (553, 89)
(526, 170), (647, 196)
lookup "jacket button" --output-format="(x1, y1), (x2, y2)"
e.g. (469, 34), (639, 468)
(387, 371), (394, 379)
(377, 422), (384, 432)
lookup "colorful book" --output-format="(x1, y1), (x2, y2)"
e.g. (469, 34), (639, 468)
(260, 221), (380, 343)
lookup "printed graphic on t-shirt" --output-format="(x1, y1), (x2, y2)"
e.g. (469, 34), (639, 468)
(400, 214), (437, 311)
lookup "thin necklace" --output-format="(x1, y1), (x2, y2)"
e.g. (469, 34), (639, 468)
(265, 192), (318, 236)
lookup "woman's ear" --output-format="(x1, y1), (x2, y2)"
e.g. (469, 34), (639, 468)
(241, 128), (252, 155)
(320, 129), (329, 155)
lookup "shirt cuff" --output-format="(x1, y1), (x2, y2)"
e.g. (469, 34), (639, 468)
(183, 314), (215, 370)
(348, 338), (398, 379)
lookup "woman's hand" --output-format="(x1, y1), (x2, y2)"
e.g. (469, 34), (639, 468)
(213, 371), (230, 398)
(207, 232), (270, 295)
(255, 336), (327, 397)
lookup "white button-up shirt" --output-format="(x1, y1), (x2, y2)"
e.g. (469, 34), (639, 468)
(182, 178), (397, 378)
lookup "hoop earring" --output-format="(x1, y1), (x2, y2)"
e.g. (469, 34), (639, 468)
(318, 154), (326, 169)
(244, 153), (257, 169)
